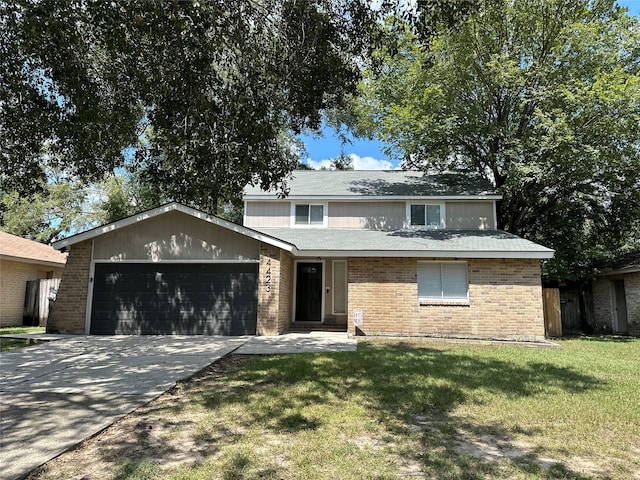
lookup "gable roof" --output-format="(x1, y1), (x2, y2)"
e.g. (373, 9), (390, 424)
(51, 202), (294, 252)
(254, 228), (555, 259)
(0, 231), (67, 267)
(243, 170), (501, 200)
(51, 202), (552, 260)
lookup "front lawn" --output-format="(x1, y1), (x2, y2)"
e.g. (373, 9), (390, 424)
(30, 338), (640, 480)
(0, 326), (45, 351)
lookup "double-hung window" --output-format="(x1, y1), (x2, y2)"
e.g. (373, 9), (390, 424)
(417, 261), (468, 303)
(294, 204), (324, 226)
(408, 203), (444, 228)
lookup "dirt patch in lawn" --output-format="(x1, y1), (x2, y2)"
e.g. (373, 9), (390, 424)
(406, 415), (610, 479)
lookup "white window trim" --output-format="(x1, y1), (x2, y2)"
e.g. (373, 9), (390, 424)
(332, 260), (348, 315)
(406, 202), (446, 229)
(291, 202), (328, 228)
(417, 260), (469, 305)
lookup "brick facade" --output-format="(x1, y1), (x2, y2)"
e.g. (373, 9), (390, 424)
(257, 244), (293, 335)
(592, 277), (614, 333)
(0, 260), (64, 327)
(625, 273), (640, 336)
(45, 241), (547, 339)
(47, 241), (92, 334)
(347, 257), (545, 340)
(592, 273), (640, 336)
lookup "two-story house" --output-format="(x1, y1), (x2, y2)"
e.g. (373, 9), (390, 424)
(50, 170), (553, 340)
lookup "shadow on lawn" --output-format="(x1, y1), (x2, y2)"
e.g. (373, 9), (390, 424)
(221, 341), (602, 479)
(83, 342), (603, 480)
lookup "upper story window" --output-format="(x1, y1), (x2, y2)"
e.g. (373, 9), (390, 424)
(407, 203), (445, 229)
(294, 204), (325, 226)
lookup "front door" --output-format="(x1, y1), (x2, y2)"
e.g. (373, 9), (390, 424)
(295, 262), (323, 322)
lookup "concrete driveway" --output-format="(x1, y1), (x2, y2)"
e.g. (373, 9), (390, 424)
(0, 333), (356, 480)
(0, 336), (247, 480)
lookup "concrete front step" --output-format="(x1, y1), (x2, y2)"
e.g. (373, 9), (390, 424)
(287, 323), (347, 333)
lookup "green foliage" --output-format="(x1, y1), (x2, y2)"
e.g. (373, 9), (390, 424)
(330, 153), (355, 170)
(352, 0), (640, 281)
(89, 172), (165, 225)
(1, 0), (378, 207)
(0, 175), (88, 243)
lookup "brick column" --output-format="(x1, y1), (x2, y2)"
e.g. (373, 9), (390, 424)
(624, 273), (640, 336)
(47, 240), (92, 334)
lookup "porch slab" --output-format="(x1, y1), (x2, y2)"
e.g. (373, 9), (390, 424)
(236, 332), (357, 354)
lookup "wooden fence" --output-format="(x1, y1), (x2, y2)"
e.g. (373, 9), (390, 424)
(23, 278), (61, 327)
(542, 288), (562, 337)
(559, 290), (582, 334)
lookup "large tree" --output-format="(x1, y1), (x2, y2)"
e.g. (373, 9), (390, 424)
(1, 0), (382, 211)
(351, 0), (640, 281)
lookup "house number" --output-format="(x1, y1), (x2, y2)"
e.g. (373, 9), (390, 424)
(265, 259), (272, 292)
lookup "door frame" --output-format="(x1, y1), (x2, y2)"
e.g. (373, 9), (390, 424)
(332, 259), (348, 315)
(612, 278), (628, 334)
(292, 259), (325, 323)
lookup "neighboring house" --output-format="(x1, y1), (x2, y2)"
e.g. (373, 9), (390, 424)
(591, 252), (640, 336)
(50, 171), (554, 340)
(0, 231), (67, 327)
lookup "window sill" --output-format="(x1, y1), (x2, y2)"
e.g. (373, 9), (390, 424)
(419, 299), (470, 307)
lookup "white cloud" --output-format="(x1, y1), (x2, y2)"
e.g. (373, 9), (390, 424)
(305, 158), (335, 170)
(350, 153), (395, 170)
(304, 153), (398, 170)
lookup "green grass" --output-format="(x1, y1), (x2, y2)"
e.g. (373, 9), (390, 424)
(0, 326), (45, 351)
(33, 338), (640, 480)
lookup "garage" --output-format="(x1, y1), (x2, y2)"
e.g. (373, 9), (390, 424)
(90, 262), (258, 335)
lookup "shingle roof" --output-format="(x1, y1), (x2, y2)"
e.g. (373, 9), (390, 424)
(0, 231), (67, 266)
(244, 170), (500, 199)
(597, 251), (640, 275)
(255, 228), (554, 259)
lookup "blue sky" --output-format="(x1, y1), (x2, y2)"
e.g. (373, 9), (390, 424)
(298, 0), (640, 171)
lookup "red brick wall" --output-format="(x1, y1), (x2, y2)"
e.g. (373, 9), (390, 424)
(47, 241), (92, 333)
(257, 244), (291, 335)
(277, 250), (293, 332)
(347, 257), (545, 340)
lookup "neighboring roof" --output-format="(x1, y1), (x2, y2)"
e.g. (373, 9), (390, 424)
(243, 170), (501, 200)
(595, 251), (640, 276)
(0, 231), (67, 267)
(254, 228), (555, 259)
(51, 202), (295, 252)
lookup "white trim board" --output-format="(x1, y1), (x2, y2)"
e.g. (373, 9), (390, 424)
(244, 195), (502, 201)
(290, 249), (554, 259)
(91, 259), (260, 264)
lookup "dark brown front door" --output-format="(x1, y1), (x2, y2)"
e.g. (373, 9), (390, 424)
(295, 262), (323, 322)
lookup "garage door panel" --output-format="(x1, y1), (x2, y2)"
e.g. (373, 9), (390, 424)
(91, 263), (257, 335)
